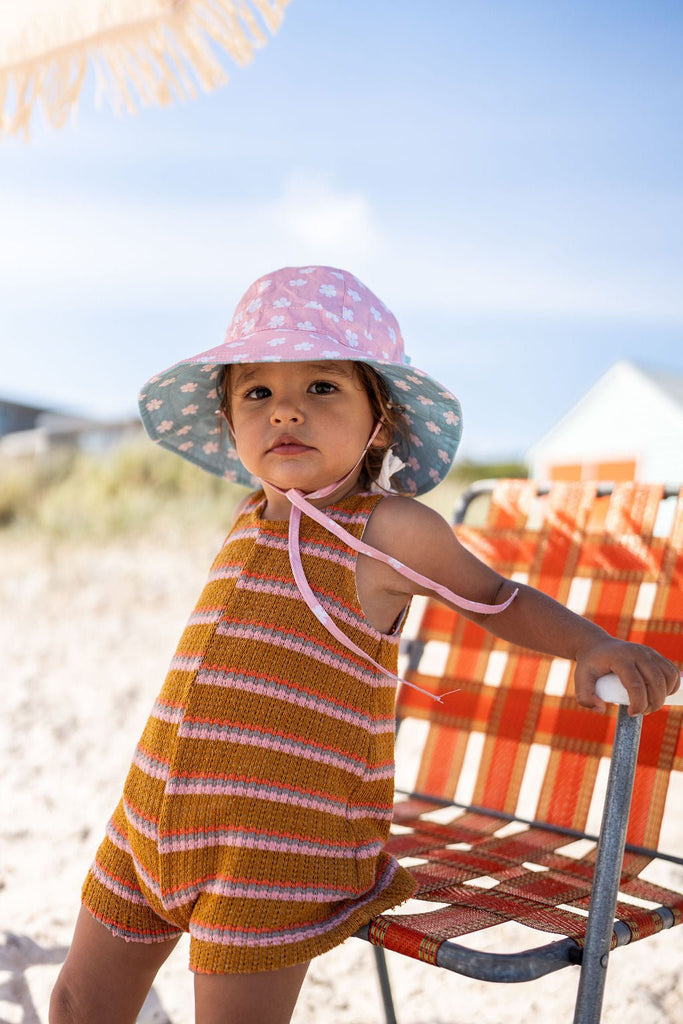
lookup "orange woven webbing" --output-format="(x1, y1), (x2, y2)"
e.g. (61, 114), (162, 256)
(378, 482), (683, 959)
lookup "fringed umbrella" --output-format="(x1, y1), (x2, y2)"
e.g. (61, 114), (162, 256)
(0, 0), (290, 138)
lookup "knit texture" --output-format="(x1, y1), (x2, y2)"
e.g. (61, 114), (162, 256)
(82, 490), (417, 973)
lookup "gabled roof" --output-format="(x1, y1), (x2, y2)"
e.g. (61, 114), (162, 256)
(633, 363), (683, 409)
(526, 359), (683, 460)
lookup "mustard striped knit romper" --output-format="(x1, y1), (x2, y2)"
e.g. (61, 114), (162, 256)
(82, 490), (417, 973)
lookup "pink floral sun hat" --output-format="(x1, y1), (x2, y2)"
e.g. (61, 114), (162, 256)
(138, 265), (462, 495)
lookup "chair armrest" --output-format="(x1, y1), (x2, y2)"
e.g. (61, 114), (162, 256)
(595, 673), (683, 707)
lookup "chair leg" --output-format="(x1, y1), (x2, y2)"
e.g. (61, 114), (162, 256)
(372, 944), (398, 1024)
(573, 707), (643, 1024)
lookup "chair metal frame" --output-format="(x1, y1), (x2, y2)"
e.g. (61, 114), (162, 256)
(354, 481), (682, 1024)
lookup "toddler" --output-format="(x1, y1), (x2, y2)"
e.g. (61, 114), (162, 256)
(50, 265), (679, 1024)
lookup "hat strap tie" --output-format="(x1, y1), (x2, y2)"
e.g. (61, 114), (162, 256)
(268, 424), (518, 706)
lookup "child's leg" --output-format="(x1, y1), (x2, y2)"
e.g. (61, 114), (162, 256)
(50, 907), (181, 1024)
(193, 961), (310, 1024)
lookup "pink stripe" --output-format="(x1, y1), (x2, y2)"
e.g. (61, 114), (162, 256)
(194, 668), (394, 733)
(133, 745), (171, 781)
(158, 827), (382, 857)
(254, 529), (356, 570)
(187, 608), (224, 625)
(217, 621), (395, 687)
(188, 860), (399, 948)
(163, 773), (392, 819)
(90, 859), (148, 906)
(176, 720), (374, 777)
(235, 574), (397, 643)
(163, 875), (371, 907)
(169, 654), (204, 672)
(207, 565), (242, 583)
(151, 700), (185, 724)
(124, 799), (159, 841)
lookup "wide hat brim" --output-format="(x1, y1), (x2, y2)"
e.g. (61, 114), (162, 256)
(138, 330), (462, 496)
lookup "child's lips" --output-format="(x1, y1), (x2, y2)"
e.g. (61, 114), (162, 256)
(268, 436), (314, 456)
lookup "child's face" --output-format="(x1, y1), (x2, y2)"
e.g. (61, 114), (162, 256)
(228, 360), (378, 502)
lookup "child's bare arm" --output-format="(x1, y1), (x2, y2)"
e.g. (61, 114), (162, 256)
(366, 498), (680, 715)
(471, 579), (679, 715)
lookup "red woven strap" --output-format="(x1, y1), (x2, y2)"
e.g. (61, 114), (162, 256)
(367, 918), (443, 965)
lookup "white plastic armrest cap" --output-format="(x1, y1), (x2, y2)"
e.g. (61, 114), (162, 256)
(595, 673), (683, 707)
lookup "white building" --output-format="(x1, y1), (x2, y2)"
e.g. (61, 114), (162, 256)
(526, 361), (683, 483)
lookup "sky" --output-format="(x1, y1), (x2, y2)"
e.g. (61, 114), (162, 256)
(1, 0), (682, 460)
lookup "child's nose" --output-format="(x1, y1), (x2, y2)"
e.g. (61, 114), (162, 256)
(270, 400), (303, 425)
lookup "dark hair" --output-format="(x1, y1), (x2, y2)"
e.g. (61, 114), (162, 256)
(217, 362), (409, 491)
(351, 363), (409, 490)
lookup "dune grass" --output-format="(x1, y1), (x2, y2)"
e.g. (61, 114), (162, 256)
(0, 440), (526, 540)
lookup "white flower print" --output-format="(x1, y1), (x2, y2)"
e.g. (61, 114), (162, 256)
(227, 340), (246, 348)
(321, 350), (340, 357)
(241, 319), (256, 335)
(305, 301), (323, 310)
(257, 279), (272, 293)
(247, 298), (262, 313)
(347, 289), (361, 302)
(319, 284), (337, 297)
(324, 311), (340, 323)
(370, 306), (382, 322)
(289, 278), (307, 287)
(297, 321), (315, 331)
(273, 297), (292, 308)
(146, 399), (163, 411)
(268, 315), (286, 328)
(267, 337), (287, 346)
(342, 308), (354, 322)
(295, 342), (315, 351)
(388, 327), (396, 342)
(344, 329), (359, 347)
(331, 271), (345, 280)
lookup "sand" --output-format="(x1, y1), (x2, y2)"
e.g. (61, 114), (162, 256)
(1, 526), (681, 1024)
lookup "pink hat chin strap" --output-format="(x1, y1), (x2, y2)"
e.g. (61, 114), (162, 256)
(267, 423), (517, 705)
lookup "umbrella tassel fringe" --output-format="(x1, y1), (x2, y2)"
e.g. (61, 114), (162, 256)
(0, 0), (290, 137)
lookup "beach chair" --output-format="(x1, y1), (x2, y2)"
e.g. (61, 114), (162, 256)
(355, 480), (683, 1024)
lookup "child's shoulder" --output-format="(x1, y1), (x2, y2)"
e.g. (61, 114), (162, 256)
(366, 494), (456, 554)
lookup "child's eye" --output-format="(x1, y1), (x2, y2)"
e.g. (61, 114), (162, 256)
(243, 386), (272, 400)
(309, 381), (337, 395)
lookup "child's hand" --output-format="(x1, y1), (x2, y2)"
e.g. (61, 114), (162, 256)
(574, 638), (680, 716)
